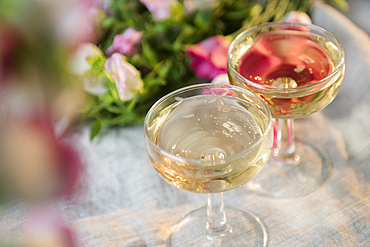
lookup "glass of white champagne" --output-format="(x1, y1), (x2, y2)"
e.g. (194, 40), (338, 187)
(228, 22), (345, 198)
(144, 83), (273, 246)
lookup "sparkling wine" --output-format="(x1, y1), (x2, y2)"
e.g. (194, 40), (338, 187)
(229, 30), (344, 118)
(146, 94), (273, 193)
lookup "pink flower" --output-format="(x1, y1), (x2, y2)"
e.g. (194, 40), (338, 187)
(105, 53), (143, 101)
(0, 111), (83, 200)
(186, 36), (230, 80)
(184, 0), (217, 13)
(140, 0), (176, 21)
(283, 11), (312, 24)
(0, 25), (20, 84)
(24, 206), (77, 247)
(106, 28), (143, 56)
(96, 0), (111, 13)
(47, 0), (103, 46)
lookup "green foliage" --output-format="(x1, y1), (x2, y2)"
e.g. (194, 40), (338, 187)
(82, 0), (347, 138)
(328, 0), (349, 11)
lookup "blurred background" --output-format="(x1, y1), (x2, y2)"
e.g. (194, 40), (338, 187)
(341, 0), (370, 35)
(1, 0), (369, 246)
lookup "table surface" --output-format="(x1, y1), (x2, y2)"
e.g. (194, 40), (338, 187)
(2, 2), (370, 247)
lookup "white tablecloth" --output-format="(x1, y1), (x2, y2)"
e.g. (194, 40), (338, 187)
(2, 2), (370, 247)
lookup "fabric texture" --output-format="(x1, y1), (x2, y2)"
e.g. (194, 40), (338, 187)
(2, 2), (370, 246)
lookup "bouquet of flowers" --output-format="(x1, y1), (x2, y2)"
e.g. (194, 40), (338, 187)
(79, 0), (348, 139)
(0, 0), (347, 245)
(0, 0), (95, 245)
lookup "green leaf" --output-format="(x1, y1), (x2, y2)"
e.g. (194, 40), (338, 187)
(223, 9), (251, 20)
(86, 55), (106, 78)
(80, 0), (330, 139)
(106, 104), (124, 114)
(102, 16), (115, 29)
(146, 77), (166, 87)
(330, 0), (349, 11)
(176, 25), (196, 43)
(90, 120), (103, 140)
(142, 42), (158, 68)
(158, 62), (172, 78)
(0, 0), (18, 19)
(194, 9), (213, 29)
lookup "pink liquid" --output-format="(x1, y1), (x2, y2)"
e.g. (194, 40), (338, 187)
(238, 31), (332, 88)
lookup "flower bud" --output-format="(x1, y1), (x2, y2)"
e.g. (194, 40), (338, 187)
(105, 53), (143, 101)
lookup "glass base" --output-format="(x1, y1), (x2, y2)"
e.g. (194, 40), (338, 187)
(167, 206), (268, 247)
(248, 139), (332, 198)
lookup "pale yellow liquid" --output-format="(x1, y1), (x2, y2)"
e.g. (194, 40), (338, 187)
(146, 94), (273, 193)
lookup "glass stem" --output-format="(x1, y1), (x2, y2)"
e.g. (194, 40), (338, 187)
(274, 119), (299, 165)
(205, 193), (231, 237)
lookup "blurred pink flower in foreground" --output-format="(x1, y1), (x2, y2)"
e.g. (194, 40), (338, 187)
(283, 11), (312, 24)
(0, 25), (20, 83)
(105, 53), (143, 101)
(186, 36), (230, 80)
(0, 112), (83, 200)
(106, 28), (143, 56)
(139, 0), (176, 21)
(43, 0), (103, 46)
(24, 206), (77, 247)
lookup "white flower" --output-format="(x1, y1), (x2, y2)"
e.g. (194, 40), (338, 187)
(140, 0), (176, 21)
(105, 53), (143, 101)
(69, 43), (108, 96)
(70, 43), (101, 76)
(35, 0), (100, 45)
(210, 74), (230, 85)
(283, 11), (312, 24)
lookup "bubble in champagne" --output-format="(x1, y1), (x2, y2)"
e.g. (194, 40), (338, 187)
(272, 77), (297, 89)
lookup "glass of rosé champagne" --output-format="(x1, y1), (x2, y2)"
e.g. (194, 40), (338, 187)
(144, 84), (273, 246)
(227, 22), (345, 198)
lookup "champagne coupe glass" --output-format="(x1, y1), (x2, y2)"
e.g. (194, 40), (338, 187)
(228, 22), (345, 198)
(144, 83), (273, 246)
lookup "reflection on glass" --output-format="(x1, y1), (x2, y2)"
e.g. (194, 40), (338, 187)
(228, 22), (345, 198)
(144, 84), (273, 246)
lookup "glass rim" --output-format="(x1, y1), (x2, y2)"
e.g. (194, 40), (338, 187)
(227, 21), (345, 93)
(144, 83), (273, 165)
